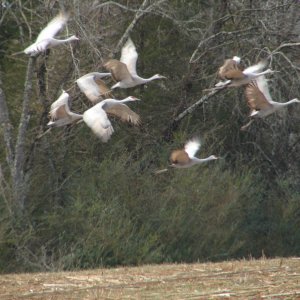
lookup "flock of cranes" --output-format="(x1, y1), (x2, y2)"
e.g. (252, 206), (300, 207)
(213, 56), (300, 130)
(23, 12), (300, 169)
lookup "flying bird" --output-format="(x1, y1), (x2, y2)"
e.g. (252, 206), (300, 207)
(76, 72), (112, 104)
(47, 90), (82, 127)
(169, 138), (218, 168)
(24, 11), (79, 56)
(214, 60), (275, 89)
(82, 96), (141, 142)
(104, 38), (166, 89)
(241, 76), (300, 130)
(47, 93), (141, 142)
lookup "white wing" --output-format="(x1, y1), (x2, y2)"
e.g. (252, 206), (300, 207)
(36, 12), (69, 43)
(50, 90), (69, 111)
(77, 73), (112, 103)
(184, 138), (201, 158)
(243, 61), (266, 76)
(120, 38), (138, 76)
(83, 103), (114, 142)
(48, 90), (82, 128)
(77, 74), (101, 99)
(255, 75), (273, 103)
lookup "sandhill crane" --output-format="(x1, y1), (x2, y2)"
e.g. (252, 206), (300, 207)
(47, 90), (82, 127)
(47, 93), (141, 142)
(24, 12), (79, 56)
(104, 38), (166, 89)
(169, 138), (218, 168)
(241, 76), (300, 130)
(83, 96), (141, 142)
(214, 60), (274, 89)
(76, 72), (112, 104)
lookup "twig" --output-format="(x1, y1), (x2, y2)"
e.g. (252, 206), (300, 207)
(164, 86), (227, 141)
(272, 42), (300, 56)
(114, 0), (150, 54)
(176, 90), (223, 122)
(93, 1), (151, 14)
(47, 167), (82, 195)
(271, 51), (300, 72)
(189, 27), (256, 64)
(243, 141), (279, 176)
(114, 0), (167, 54)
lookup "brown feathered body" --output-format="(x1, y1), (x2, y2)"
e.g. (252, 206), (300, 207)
(104, 39), (166, 89)
(215, 60), (273, 88)
(47, 91), (82, 127)
(82, 96), (141, 142)
(241, 76), (300, 130)
(170, 139), (218, 169)
(218, 57), (242, 80)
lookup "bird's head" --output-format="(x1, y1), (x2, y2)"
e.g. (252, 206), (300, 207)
(126, 96), (141, 102)
(291, 98), (300, 103)
(208, 155), (219, 160)
(47, 120), (55, 127)
(70, 35), (80, 41)
(169, 162), (177, 168)
(232, 56), (241, 63)
(153, 74), (167, 80)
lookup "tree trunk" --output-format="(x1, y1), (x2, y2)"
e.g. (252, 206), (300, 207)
(12, 57), (36, 212)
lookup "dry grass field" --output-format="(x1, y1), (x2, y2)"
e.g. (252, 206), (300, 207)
(1, 257), (300, 299)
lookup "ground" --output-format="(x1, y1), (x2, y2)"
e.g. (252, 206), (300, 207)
(1, 257), (300, 299)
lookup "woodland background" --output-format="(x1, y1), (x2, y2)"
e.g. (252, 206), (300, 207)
(0, 0), (300, 273)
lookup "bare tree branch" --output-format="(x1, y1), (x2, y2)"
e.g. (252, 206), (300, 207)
(176, 88), (227, 123)
(114, 0), (167, 54)
(114, 0), (150, 54)
(164, 87), (227, 141)
(93, 1), (151, 13)
(190, 27), (257, 64)
(273, 42), (300, 53)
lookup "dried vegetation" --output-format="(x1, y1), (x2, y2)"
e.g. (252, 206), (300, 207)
(1, 258), (300, 299)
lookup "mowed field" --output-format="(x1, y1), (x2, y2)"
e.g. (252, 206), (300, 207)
(1, 258), (300, 299)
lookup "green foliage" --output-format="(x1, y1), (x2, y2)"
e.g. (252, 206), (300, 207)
(1, 149), (299, 272)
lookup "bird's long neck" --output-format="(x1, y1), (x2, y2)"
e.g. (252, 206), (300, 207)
(102, 98), (131, 108)
(254, 69), (274, 77)
(285, 98), (299, 105)
(274, 98), (300, 109)
(94, 72), (111, 78)
(192, 156), (216, 164)
(119, 99), (132, 104)
(53, 36), (78, 43)
(135, 75), (159, 84)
